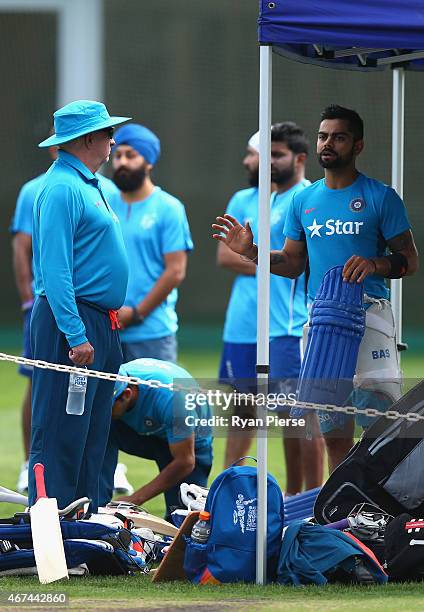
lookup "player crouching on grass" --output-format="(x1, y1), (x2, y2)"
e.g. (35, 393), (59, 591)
(99, 358), (213, 521)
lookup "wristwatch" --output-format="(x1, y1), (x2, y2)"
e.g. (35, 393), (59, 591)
(131, 307), (145, 325)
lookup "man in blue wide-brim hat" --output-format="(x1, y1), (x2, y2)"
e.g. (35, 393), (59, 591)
(28, 100), (131, 512)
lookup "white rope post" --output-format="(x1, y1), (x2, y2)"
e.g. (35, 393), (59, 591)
(391, 67), (405, 346)
(256, 44), (272, 585)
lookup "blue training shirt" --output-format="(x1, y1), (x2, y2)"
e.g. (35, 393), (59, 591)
(110, 187), (193, 341)
(284, 173), (411, 301)
(119, 358), (212, 450)
(10, 173), (46, 297)
(10, 172), (119, 299)
(10, 171), (118, 237)
(32, 150), (129, 347)
(223, 181), (310, 343)
(10, 173), (45, 236)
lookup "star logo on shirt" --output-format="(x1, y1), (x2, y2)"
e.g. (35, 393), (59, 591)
(307, 218), (324, 238)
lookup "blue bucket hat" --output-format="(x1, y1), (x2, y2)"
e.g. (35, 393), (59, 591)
(39, 100), (131, 148)
(113, 366), (130, 401)
(113, 123), (161, 165)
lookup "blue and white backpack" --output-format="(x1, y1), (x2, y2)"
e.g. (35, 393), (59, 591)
(184, 458), (284, 583)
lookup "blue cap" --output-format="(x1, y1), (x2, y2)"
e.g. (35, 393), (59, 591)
(39, 100), (131, 148)
(113, 366), (130, 400)
(113, 123), (161, 165)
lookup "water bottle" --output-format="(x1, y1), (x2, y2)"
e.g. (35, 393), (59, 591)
(191, 510), (211, 543)
(65, 368), (88, 415)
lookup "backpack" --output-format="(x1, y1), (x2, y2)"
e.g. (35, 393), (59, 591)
(184, 457), (284, 583)
(314, 380), (424, 524)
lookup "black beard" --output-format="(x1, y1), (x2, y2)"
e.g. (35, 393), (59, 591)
(113, 166), (147, 192)
(318, 147), (355, 169)
(271, 163), (295, 186)
(247, 168), (259, 188)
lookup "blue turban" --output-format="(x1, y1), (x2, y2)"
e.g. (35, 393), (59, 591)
(113, 123), (161, 165)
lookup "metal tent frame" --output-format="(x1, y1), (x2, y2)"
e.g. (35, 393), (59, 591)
(255, 3), (424, 584)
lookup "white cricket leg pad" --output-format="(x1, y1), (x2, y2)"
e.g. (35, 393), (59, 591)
(301, 323), (310, 361)
(354, 297), (402, 403)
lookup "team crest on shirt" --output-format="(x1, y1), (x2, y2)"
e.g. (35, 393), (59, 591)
(140, 213), (157, 230)
(349, 197), (366, 212)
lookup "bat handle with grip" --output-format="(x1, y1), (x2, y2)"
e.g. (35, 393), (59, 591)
(325, 518), (350, 530)
(33, 463), (47, 500)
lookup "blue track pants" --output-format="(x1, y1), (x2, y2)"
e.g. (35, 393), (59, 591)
(28, 297), (122, 511)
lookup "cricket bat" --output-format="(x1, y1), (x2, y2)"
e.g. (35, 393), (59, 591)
(98, 502), (178, 537)
(30, 463), (68, 584)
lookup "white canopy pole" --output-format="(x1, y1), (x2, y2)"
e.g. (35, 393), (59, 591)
(391, 68), (405, 345)
(256, 44), (272, 585)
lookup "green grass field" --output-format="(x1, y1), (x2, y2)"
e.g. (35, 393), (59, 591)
(0, 347), (423, 610)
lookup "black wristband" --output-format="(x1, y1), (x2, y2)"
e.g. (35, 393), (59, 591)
(385, 253), (408, 279)
(132, 307), (145, 325)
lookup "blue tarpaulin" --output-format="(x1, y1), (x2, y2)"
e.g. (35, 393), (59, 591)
(258, 0), (424, 70)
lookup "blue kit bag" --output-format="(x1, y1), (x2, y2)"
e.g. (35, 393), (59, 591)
(292, 266), (366, 430)
(184, 457), (284, 584)
(0, 517), (146, 575)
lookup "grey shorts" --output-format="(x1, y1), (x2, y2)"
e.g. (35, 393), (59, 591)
(121, 334), (177, 363)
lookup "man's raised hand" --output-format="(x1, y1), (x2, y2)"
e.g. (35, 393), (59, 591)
(212, 214), (257, 259)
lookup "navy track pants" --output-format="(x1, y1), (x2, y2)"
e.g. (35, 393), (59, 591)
(28, 297), (122, 511)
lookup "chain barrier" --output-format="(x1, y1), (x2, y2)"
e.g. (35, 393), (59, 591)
(1, 351), (423, 423)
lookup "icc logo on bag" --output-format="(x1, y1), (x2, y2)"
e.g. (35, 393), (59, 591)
(233, 494), (257, 534)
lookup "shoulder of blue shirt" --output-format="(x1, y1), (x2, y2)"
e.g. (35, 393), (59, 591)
(125, 358), (197, 386)
(109, 185), (187, 210)
(153, 186), (188, 210)
(292, 173), (403, 202)
(19, 172), (46, 198)
(225, 187), (257, 216)
(10, 173), (47, 234)
(229, 186), (258, 201)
